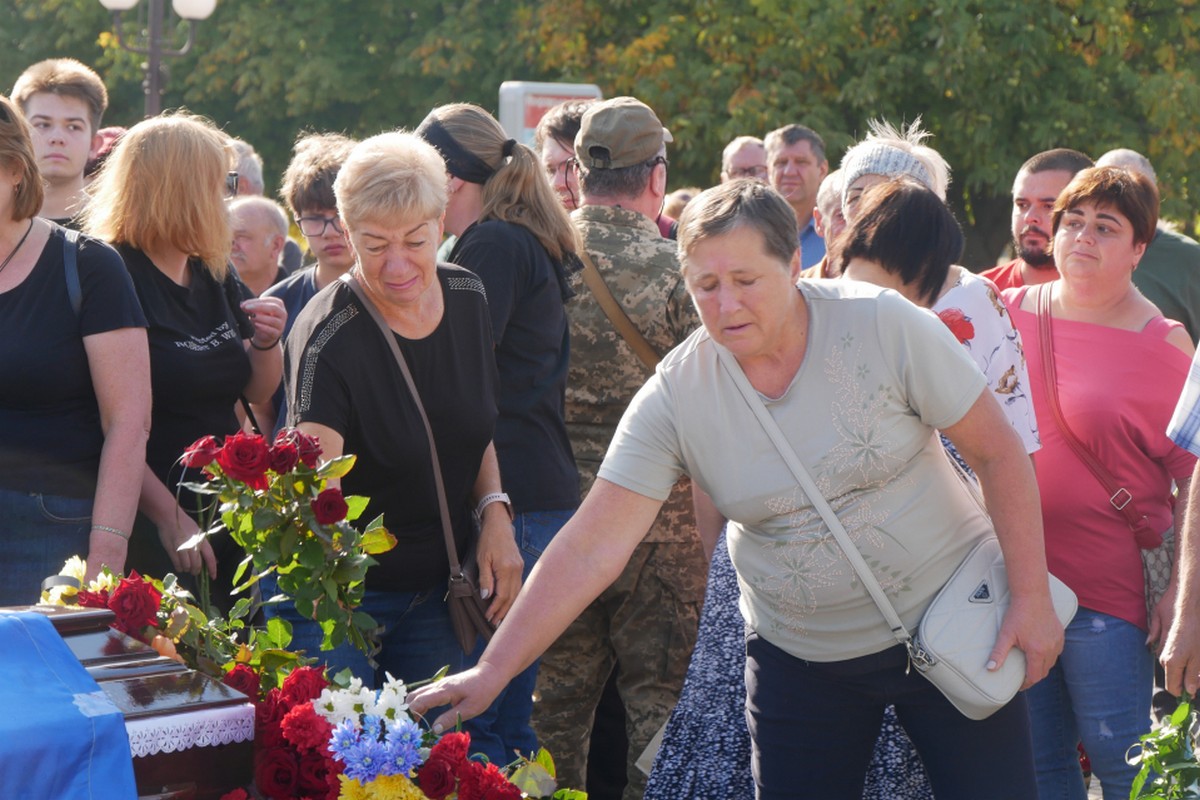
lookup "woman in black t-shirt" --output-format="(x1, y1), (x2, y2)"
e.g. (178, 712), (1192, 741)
(83, 113), (286, 589)
(416, 103), (580, 764)
(279, 131), (522, 688)
(0, 96), (150, 603)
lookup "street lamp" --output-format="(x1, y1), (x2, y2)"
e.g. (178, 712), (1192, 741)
(97, 0), (218, 118)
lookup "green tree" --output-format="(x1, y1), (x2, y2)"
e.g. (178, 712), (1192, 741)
(518, 0), (1200, 265)
(4, 0), (1199, 265)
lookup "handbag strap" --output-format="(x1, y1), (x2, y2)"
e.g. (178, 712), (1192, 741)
(577, 247), (661, 372)
(712, 343), (912, 648)
(342, 273), (464, 576)
(1034, 283), (1151, 533)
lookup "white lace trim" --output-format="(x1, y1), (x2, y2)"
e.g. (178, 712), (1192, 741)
(125, 703), (255, 757)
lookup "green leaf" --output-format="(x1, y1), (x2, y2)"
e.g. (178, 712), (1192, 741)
(552, 790), (589, 800)
(344, 495), (369, 522)
(360, 527), (397, 555)
(509, 762), (558, 797)
(535, 747), (557, 776)
(264, 616), (293, 649)
(316, 454), (357, 480)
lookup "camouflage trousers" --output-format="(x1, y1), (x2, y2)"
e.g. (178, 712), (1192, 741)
(532, 538), (706, 800)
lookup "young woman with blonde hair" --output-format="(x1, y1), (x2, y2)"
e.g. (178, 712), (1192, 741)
(84, 113), (285, 595)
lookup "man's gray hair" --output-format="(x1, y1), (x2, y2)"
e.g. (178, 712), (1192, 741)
(721, 135), (764, 172)
(230, 195), (288, 238)
(229, 137), (265, 195)
(1096, 148), (1157, 186)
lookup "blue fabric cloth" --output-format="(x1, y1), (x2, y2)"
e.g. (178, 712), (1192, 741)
(798, 215), (826, 271)
(1027, 608), (1153, 800)
(0, 612), (137, 799)
(465, 508), (574, 765)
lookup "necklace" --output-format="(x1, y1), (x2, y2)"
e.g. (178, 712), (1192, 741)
(0, 219), (34, 276)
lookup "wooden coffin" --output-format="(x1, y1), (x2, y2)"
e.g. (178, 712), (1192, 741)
(24, 605), (255, 800)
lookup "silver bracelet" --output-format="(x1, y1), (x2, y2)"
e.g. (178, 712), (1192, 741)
(92, 524), (130, 541)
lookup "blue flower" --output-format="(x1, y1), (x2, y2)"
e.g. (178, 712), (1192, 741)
(361, 714), (385, 740)
(330, 719), (360, 761)
(370, 716), (423, 776)
(343, 737), (389, 783)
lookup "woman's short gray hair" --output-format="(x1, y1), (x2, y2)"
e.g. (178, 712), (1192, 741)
(334, 131), (448, 228)
(676, 179), (798, 270)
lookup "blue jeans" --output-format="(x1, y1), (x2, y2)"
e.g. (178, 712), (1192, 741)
(0, 487), (92, 605)
(1027, 607), (1153, 800)
(745, 634), (1037, 800)
(261, 578), (463, 694)
(465, 508), (574, 766)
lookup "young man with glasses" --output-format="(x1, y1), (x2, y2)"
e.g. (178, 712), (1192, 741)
(251, 132), (356, 434)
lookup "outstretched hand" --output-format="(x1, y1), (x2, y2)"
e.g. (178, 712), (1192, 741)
(407, 664), (507, 735)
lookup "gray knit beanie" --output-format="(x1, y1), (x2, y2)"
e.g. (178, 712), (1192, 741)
(840, 143), (932, 209)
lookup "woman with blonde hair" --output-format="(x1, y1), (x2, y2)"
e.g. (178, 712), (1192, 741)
(276, 130), (522, 691)
(0, 95), (149, 601)
(416, 102), (580, 764)
(84, 113), (285, 593)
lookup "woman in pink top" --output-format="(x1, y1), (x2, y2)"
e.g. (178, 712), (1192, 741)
(1003, 166), (1195, 800)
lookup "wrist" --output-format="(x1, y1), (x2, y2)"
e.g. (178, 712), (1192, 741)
(250, 336), (281, 351)
(475, 492), (513, 521)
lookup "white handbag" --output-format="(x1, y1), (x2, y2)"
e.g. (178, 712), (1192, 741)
(715, 343), (1077, 720)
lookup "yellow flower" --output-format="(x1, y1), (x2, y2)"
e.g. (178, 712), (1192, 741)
(339, 774), (368, 800)
(39, 556), (87, 606)
(362, 774), (431, 800)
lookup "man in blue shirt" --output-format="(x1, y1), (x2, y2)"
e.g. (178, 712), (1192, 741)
(765, 123), (828, 270)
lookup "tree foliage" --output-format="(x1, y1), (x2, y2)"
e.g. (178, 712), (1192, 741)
(3, 0), (1198, 263)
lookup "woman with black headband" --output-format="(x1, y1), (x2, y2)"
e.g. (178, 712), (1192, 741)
(416, 103), (581, 766)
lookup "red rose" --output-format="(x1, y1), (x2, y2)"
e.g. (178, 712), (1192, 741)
(216, 432), (271, 490)
(269, 441), (300, 474)
(222, 664), (261, 699)
(281, 665), (329, 705)
(77, 588), (110, 608)
(281, 702), (332, 752)
(107, 572), (162, 637)
(276, 428), (323, 468)
(416, 754), (458, 800)
(297, 748), (334, 796)
(256, 691), (288, 748)
(936, 308), (975, 344)
(182, 434), (222, 469)
(310, 488), (349, 526)
(255, 745), (300, 800)
(219, 790), (250, 800)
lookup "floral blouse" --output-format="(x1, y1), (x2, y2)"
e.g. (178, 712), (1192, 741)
(932, 268), (1041, 454)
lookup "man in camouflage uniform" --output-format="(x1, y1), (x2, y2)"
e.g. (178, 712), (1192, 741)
(532, 96), (707, 800)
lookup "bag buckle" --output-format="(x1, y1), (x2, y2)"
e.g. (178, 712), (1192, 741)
(1110, 488), (1133, 511)
(906, 639), (936, 673)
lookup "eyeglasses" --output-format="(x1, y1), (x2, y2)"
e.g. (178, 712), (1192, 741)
(727, 165), (769, 179)
(649, 156), (670, 170)
(226, 171), (239, 197)
(297, 214), (344, 237)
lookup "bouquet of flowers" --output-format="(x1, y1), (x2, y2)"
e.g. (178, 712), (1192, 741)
(288, 678), (585, 800)
(180, 428), (396, 654)
(41, 556), (304, 688)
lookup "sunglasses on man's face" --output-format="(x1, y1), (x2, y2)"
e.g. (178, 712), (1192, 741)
(226, 171), (239, 197)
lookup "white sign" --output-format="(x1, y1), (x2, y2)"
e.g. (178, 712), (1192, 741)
(498, 81), (603, 147)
